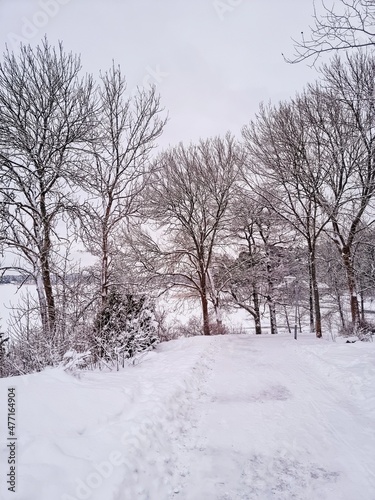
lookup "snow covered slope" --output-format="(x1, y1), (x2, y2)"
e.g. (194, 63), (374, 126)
(0, 334), (374, 500)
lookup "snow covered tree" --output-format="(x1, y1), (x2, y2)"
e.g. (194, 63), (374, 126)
(94, 289), (158, 365)
(0, 38), (95, 338)
(77, 65), (165, 334)
(242, 93), (331, 337)
(225, 194), (280, 335)
(135, 133), (242, 335)
(220, 250), (264, 335)
(309, 53), (375, 327)
(244, 53), (375, 332)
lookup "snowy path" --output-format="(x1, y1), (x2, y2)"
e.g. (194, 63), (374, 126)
(168, 335), (375, 499)
(1, 334), (374, 500)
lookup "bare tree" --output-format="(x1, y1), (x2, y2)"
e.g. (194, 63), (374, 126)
(286, 0), (375, 64)
(309, 53), (375, 326)
(353, 226), (375, 320)
(78, 66), (166, 314)
(222, 200), (265, 335)
(245, 53), (375, 331)
(255, 208), (284, 336)
(137, 134), (242, 335)
(242, 93), (332, 338)
(318, 236), (348, 329)
(226, 193), (287, 335)
(0, 39), (95, 338)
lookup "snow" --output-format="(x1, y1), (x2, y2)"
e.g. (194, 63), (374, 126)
(1, 334), (375, 499)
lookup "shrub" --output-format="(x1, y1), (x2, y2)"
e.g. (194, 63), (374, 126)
(93, 289), (159, 366)
(338, 320), (375, 342)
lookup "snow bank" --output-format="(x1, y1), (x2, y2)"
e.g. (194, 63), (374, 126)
(0, 337), (215, 500)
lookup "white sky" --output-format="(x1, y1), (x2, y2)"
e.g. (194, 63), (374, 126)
(0, 0), (321, 148)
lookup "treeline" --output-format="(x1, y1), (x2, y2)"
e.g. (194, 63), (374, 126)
(0, 275), (25, 285)
(1, 39), (375, 376)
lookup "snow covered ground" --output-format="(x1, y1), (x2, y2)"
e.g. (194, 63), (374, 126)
(0, 333), (374, 500)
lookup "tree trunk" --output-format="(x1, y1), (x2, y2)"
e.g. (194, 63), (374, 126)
(214, 306), (224, 334)
(41, 254), (56, 337)
(360, 291), (365, 322)
(200, 270), (210, 335)
(207, 268), (224, 334)
(212, 296), (224, 334)
(40, 195), (56, 337)
(284, 305), (291, 334)
(342, 245), (360, 325)
(265, 258), (277, 334)
(201, 292), (210, 335)
(35, 270), (49, 335)
(101, 202), (113, 309)
(268, 296), (278, 334)
(253, 287), (262, 334)
(101, 233), (110, 309)
(336, 289), (345, 329)
(308, 260), (315, 333)
(310, 249), (322, 338)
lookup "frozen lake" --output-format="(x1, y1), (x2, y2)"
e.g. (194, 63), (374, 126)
(0, 283), (342, 337)
(0, 283), (254, 337)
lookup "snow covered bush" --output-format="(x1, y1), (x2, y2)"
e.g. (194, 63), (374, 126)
(93, 289), (159, 367)
(61, 349), (92, 372)
(2, 329), (66, 377)
(338, 320), (375, 342)
(172, 316), (205, 338)
(0, 292), (70, 377)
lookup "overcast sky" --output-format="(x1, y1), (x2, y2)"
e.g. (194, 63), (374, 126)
(0, 0), (322, 148)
